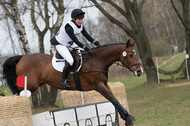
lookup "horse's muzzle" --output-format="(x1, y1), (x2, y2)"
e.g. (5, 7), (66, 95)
(134, 67), (143, 76)
(137, 70), (142, 76)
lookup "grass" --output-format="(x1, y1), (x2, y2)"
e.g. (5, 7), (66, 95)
(31, 90), (64, 115)
(155, 53), (186, 80)
(130, 85), (190, 126)
(158, 53), (185, 71)
(110, 75), (190, 126)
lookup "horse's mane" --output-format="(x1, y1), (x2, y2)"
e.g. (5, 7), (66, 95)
(92, 43), (125, 50)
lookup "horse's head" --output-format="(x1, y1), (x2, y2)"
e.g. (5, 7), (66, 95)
(120, 40), (143, 76)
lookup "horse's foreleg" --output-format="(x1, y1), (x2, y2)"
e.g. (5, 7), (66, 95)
(96, 82), (135, 126)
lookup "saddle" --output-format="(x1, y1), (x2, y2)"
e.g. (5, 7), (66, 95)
(55, 50), (82, 72)
(54, 50), (83, 91)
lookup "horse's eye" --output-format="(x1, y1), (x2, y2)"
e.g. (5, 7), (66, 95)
(129, 54), (133, 57)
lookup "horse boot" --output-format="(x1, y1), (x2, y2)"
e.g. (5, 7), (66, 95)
(61, 61), (72, 89)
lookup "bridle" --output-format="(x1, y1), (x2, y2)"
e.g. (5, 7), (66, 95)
(119, 45), (141, 72)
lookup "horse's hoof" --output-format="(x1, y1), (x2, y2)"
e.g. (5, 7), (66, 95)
(126, 114), (136, 126)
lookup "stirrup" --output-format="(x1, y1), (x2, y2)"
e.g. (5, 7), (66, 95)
(61, 80), (71, 88)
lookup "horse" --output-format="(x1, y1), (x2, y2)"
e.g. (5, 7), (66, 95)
(3, 40), (143, 125)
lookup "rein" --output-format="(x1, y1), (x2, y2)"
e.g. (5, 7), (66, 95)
(75, 70), (108, 74)
(72, 45), (141, 74)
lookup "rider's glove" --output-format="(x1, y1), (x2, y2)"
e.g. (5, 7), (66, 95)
(93, 41), (101, 47)
(84, 47), (93, 55)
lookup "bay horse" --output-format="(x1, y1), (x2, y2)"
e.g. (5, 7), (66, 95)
(3, 40), (142, 125)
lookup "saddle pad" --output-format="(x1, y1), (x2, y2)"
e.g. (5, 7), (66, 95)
(52, 53), (65, 72)
(52, 52), (83, 73)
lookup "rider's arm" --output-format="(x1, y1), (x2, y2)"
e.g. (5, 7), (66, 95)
(65, 24), (85, 48)
(82, 26), (100, 47)
(81, 26), (95, 43)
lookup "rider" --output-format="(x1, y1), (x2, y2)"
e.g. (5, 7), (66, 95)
(50, 8), (101, 89)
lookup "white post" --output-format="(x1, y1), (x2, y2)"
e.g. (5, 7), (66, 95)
(24, 76), (27, 96)
(81, 92), (84, 105)
(20, 76), (31, 97)
(185, 54), (189, 80)
(154, 57), (160, 83)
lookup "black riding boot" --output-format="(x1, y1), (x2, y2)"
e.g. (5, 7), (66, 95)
(61, 61), (72, 88)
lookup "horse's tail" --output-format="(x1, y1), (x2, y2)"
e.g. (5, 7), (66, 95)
(3, 55), (23, 94)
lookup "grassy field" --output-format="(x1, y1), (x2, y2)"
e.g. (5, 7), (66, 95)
(110, 75), (190, 126)
(156, 53), (186, 80)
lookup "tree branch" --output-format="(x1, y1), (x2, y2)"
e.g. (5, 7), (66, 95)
(139, 0), (146, 11)
(50, 0), (65, 36)
(119, 0), (137, 31)
(0, 0), (12, 5)
(58, 0), (65, 13)
(101, 0), (127, 18)
(37, 0), (45, 21)
(131, 0), (139, 18)
(171, 0), (188, 29)
(51, 0), (59, 13)
(91, 0), (134, 38)
(122, 0), (132, 12)
(0, 1), (14, 20)
(31, 0), (40, 34)
(44, 0), (50, 32)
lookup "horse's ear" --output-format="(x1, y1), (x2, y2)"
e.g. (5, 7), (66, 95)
(131, 41), (136, 47)
(126, 39), (130, 48)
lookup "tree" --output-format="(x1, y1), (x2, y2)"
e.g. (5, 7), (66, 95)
(0, 0), (66, 107)
(171, 0), (190, 78)
(90, 0), (157, 82)
(86, 6), (130, 45)
(30, 0), (65, 107)
(0, 0), (31, 54)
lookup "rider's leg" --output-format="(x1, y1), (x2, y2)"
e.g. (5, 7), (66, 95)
(56, 45), (74, 88)
(61, 61), (72, 88)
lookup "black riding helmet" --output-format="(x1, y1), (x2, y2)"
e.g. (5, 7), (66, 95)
(71, 9), (85, 19)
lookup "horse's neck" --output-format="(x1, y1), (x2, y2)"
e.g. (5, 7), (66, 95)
(95, 45), (123, 68)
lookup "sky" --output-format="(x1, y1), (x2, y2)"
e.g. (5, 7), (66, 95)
(0, 0), (100, 56)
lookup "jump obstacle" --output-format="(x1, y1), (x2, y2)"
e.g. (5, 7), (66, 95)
(33, 101), (119, 126)
(61, 82), (129, 126)
(0, 76), (130, 126)
(0, 96), (33, 126)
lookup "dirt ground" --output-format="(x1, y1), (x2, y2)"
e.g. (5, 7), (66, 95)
(166, 81), (190, 87)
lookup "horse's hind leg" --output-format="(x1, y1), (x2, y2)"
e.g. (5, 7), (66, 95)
(95, 82), (135, 126)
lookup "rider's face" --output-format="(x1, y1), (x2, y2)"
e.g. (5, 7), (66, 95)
(75, 18), (83, 26)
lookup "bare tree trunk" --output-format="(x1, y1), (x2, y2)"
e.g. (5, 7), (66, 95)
(182, 0), (190, 76)
(48, 0), (65, 106)
(135, 23), (157, 82)
(1, 0), (31, 54)
(5, 16), (16, 54)
(48, 87), (58, 106)
(0, 0), (41, 107)
(30, 0), (65, 107)
(171, 0), (190, 78)
(32, 91), (40, 108)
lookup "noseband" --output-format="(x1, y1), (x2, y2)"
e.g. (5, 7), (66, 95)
(121, 45), (141, 72)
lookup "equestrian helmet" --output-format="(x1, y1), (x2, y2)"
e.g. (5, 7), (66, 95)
(71, 9), (85, 19)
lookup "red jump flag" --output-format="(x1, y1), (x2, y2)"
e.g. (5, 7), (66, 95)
(16, 76), (25, 88)
(154, 57), (157, 62)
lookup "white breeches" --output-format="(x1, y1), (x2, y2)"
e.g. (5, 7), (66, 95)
(56, 45), (74, 66)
